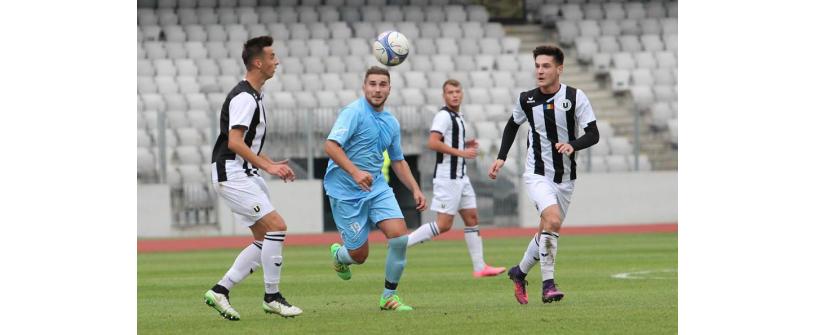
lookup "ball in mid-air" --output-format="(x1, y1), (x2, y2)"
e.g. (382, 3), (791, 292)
(372, 31), (410, 66)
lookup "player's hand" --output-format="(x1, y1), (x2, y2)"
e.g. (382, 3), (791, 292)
(352, 170), (373, 192)
(554, 143), (574, 155)
(413, 191), (427, 212)
(488, 159), (505, 180)
(465, 139), (479, 149)
(266, 164), (295, 182)
(461, 147), (478, 159)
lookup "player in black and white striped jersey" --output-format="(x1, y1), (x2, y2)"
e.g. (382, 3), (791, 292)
(407, 79), (506, 278)
(204, 36), (302, 320)
(489, 45), (600, 304)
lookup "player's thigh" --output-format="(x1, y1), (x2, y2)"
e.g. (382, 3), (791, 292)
(430, 179), (463, 215)
(524, 176), (559, 217)
(555, 180), (576, 222)
(458, 178), (478, 223)
(213, 177), (275, 228)
(329, 197), (371, 251)
(370, 191), (407, 238)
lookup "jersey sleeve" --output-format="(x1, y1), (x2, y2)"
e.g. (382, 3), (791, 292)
(429, 111), (450, 134)
(575, 89), (597, 129)
(327, 107), (359, 147)
(387, 118), (405, 161)
(511, 93), (527, 125)
(228, 92), (257, 129)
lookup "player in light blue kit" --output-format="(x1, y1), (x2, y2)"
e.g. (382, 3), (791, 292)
(324, 66), (427, 311)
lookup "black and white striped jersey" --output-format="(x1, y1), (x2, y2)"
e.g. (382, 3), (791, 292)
(431, 106), (467, 179)
(512, 83), (596, 183)
(211, 80), (267, 182)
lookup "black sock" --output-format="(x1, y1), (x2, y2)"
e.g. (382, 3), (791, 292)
(212, 284), (230, 296)
(264, 292), (282, 303)
(385, 280), (398, 290)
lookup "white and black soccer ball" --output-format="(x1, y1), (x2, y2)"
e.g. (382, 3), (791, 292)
(372, 31), (410, 66)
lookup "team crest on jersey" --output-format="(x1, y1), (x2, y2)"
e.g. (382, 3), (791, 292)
(253, 204), (261, 213)
(561, 99), (572, 110)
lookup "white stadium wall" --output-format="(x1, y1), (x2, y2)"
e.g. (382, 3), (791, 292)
(519, 171), (678, 227)
(138, 172), (677, 238)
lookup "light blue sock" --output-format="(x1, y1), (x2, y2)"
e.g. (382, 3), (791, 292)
(383, 235), (408, 297)
(336, 245), (356, 265)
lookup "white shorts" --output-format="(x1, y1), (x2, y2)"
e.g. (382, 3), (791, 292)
(430, 176), (477, 215)
(213, 175), (275, 227)
(524, 174), (575, 220)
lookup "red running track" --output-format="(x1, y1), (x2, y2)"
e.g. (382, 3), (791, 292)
(138, 223), (677, 253)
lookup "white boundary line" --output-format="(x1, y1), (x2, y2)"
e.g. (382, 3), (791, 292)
(611, 269), (677, 280)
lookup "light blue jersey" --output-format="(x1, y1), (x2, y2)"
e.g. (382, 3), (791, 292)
(324, 97), (405, 200)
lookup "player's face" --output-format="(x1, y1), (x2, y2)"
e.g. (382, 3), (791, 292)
(256, 46), (279, 79)
(363, 74), (390, 109)
(534, 55), (563, 89)
(442, 84), (463, 109)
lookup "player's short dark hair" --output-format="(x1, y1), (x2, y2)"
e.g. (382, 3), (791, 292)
(242, 36), (274, 70)
(532, 45), (564, 65)
(364, 66), (390, 82)
(442, 79), (461, 91)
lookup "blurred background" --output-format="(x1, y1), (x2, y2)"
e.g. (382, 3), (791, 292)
(136, 0), (678, 239)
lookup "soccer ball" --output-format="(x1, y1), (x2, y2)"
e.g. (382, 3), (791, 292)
(372, 31), (410, 66)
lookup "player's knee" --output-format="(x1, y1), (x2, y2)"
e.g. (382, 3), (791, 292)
(437, 221), (453, 233)
(544, 216), (562, 231)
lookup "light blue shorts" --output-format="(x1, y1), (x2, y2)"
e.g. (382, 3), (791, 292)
(329, 190), (404, 250)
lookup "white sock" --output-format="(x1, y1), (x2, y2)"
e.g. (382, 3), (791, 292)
(407, 221), (439, 247)
(518, 233), (539, 274)
(538, 231), (560, 281)
(262, 231), (285, 294)
(218, 241), (262, 290)
(463, 226), (486, 272)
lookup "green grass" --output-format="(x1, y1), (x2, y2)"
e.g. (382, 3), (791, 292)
(138, 232), (677, 334)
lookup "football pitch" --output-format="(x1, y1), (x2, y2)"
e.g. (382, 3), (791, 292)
(138, 232), (677, 334)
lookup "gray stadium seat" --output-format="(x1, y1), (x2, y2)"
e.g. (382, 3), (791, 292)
(138, 129), (153, 148)
(598, 35), (620, 53)
(278, 7), (298, 24)
(164, 93), (188, 111)
(175, 59), (198, 76)
(589, 138), (611, 156)
(185, 25), (207, 42)
(425, 6), (446, 22)
(341, 7), (361, 23)
(470, 71), (492, 89)
(619, 18), (640, 35)
(653, 68), (675, 85)
(448, 71), (471, 88)
(361, 6), (383, 22)
(404, 71), (428, 89)
(217, 58), (242, 76)
(330, 22), (353, 39)
(641, 34), (664, 52)
(596, 120), (614, 137)
(155, 76), (179, 94)
(667, 2), (678, 17)
(495, 54), (519, 72)
(484, 23), (505, 38)
(656, 51), (677, 68)
(142, 94), (166, 111)
(164, 25), (186, 42)
(603, 2), (625, 20)
(664, 33), (678, 52)
(474, 55), (495, 71)
(556, 21), (579, 46)
(177, 76), (200, 94)
(489, 87), (512, 106)
(195, 58), (220, 77)
(650, 102), (672, 129)
(401, 88), (425, 106)
(654, 85), (676, 102)
(640, 18), (662, 35)
(591, 53), (611, 75)
(137, 9), (158, 26)
(600, 20), (621, 36)
(157, 10), (178, 26)
(618, 35), (642, 53)
(165, 42), (187, 59)
(625, 2), (646, 20)
(322, 73), (344, 91)
(307, 39), (329, 57)
(646, 2), (667, 18)
(631, 68), (654, 86)
(167, 111), (191, 129)
(630, 86), (655, 110)
(185, 42), (208, 60)
(423, 88), (443, 106)
(138, 59), (156, 76)
(578, 20), (601, 38)
(226, 24), (248, 42)
(309, 23), (331, 40)
(634, 51), (657, 69)
(468, 88), (491, 104)
(662, 18), (678, 35)
(196, 8), (218, 25)
(454, 55), (476, 72)
(446, 5), (467, 22)
(144, 41), (166, 59)
(502, 37), (520, 54)
(336, 90), (359, 105)
(611, 52), (635, 70)
(467, 5), (489, 23)
(440, 22), (462, 39)
(576, 37), (599, 63)
(206, 25), (228, 42)
(319, 6), (341, 23)
(316, 91), (340, 108)
(137, 147), (157, 180)
(479, 38), (502, 56)
(609, 69), (630, 93)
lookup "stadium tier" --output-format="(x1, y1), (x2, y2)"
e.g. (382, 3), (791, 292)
(137, 0), (676, 227)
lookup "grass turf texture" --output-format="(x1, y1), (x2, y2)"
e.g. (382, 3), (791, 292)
(138, 232), (677, 334)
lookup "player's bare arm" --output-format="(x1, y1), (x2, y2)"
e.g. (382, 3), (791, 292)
(390, 160), (427, 211)
(427, 132), (477, 159)
(324, 139), (373, 191)
(228, 128), (294, 182)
